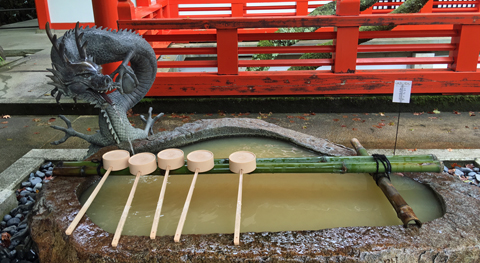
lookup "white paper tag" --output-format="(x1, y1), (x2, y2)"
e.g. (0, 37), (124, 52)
(392, 80), (412, 103)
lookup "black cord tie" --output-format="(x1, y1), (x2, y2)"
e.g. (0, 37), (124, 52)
(91, 158), (103, 176)
(371, 154), (392, 185)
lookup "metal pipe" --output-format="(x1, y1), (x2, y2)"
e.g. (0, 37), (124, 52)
(350, 138), (422, 228)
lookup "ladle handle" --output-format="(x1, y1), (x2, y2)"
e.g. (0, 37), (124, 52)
(65, 166), (113, 236)
(174, 168), (199, 242)
(150, 166), (170, 239)
(234, 169), (243, 245)
(112, 171), (141, 247)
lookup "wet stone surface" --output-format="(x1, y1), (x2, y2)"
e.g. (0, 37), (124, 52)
(28, 170), (480, 262)
(26, 120), (480, 262)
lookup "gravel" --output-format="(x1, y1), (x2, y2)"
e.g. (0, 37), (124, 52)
(0, 161), (55, 262)
(444, 162), (480, 186)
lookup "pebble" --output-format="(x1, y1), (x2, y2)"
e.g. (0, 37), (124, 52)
(454, 169), (464, 176)
(14, 214), (22, 219)
(24, 188), (33, 193)
(474, 167), (480, 172)
(3, 215), (12, 222)
(28, 177), (41, 186)
(468, 172), (477, 177)
(41, 162), (53, 169)
(33, 183), (42, 190)
(459, 167), (473, 173)
(18, 198), (27, 205)
(18, 191), (29, 197)
(34, 171), (45, 178)
(3, 226), (17, 234)
(6, 218), (20, 227)
(11, 228), (29, 242)
(20, 182), (31, 188)
(9, 207), (21, 217)
(28, 173), (34, 178)
(45, 171), (53, 177)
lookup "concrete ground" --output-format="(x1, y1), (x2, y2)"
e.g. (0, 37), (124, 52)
(1, 19), (480, 173)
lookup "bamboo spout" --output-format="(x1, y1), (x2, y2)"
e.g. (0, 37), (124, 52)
(350, 138), (422, 228)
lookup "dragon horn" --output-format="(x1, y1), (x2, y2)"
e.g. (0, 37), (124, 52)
(46, 22), (70, 65)
(45, 22), (60, 55)
(75, 22), (87, 60)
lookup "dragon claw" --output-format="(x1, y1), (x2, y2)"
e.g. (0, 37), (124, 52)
(50, 115), (89, 145)
(110, 62), (139, 94)
(140, 107), (164, 135)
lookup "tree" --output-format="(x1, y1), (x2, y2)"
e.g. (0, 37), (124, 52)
(246, 0), (429, 71)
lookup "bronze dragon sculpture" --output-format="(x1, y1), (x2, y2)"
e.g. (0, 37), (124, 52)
(45, 22), (162, 153)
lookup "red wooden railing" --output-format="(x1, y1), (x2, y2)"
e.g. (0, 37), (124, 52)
(36, 0), (480, 29)
(116, 0), (480, 97)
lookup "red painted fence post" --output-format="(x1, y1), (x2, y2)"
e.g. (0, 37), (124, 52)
(118, 0), (136, 20)
(217, 29), (239, 75)
(92, 0), (119, 30)
(136, 0), (150, 7)
(449, 24), (480, 72)
(167, 0), (179, 18)
(232, 3), (245, 17)
(333, 0), (360, 73)
(296, 1), (309, 16)
(34, 0), (51, 30)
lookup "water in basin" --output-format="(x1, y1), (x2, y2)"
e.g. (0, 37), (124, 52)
(80, 137), (443, 236)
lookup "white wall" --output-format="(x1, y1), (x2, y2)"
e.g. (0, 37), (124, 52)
(48, 0), (139, 23)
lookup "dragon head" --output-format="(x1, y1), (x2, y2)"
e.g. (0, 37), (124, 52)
(46, 22), (115, 106)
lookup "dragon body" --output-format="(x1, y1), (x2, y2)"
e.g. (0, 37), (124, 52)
(46, 23), (162, 153)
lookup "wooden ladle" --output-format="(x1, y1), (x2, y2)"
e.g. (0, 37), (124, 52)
(229, 151), (256, 245)
(112, 152), (157, 247)
(65, 150), (130, 236)
(150, 148), (185, 240)
(174, 150), (214, 242)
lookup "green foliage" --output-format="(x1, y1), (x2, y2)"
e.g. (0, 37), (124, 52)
(246, 0), (429, 72)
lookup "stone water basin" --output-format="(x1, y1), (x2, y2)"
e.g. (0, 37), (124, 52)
(29, 119), (480, 262)
(80, 137), (443, 237)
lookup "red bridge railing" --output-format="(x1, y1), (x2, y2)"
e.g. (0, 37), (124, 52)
(116, 0), (480, 97)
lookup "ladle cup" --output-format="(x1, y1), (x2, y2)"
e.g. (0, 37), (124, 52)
(150, 148), (185, 240)
(229, 151), (256, 245)
(174, 150), (214, 242)
(65, 150), (130, 236)
(112, 152), (157, 247)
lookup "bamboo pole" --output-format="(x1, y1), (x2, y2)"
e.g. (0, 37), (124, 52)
(350, 138), (422, 228)
(54, 160), (442, 177)
(59, 154), (438, 167)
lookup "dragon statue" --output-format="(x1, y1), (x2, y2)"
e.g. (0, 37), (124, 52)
(45, 22), (163, 154)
